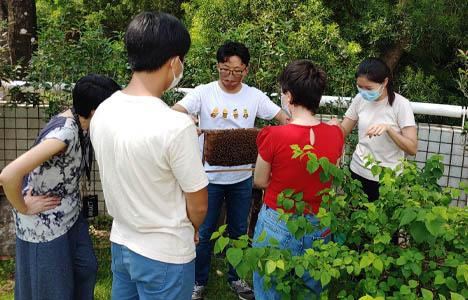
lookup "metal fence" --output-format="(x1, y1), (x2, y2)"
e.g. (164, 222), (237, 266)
(1, 83), (467, 209)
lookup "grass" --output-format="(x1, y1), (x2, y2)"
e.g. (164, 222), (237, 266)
(0, 216), (250, 300)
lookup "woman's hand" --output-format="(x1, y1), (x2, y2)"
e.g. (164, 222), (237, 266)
(365, 124), (390, 138)
(21, 188), (61, 215)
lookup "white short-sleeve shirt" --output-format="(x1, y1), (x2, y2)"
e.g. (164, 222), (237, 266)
(90, 91), (209, 264)
(345, 93), (416, 181)
(177, 81), (281, 184)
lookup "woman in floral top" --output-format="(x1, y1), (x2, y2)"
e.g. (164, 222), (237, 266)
(0, 74), (120, 300)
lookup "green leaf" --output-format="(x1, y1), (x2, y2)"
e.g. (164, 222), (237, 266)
(435, 273), (445, 285)
(371, 165), (382, 177)
(211, 231), (220, 240)
(396, 256), (407, 266)
(456, 265), (468, 284)
(306, 155), (319, 174)
(266, 260), (277, 274)
(321, 271), (331, 287)
(292, 191), (304, 202)
(283, 198), (294, 211)
(445, 276), (457, 291)
(268, 238), (280, 246)
(399, 208), (417, 227)
(410, 221), (434, 244)
(276, 259), (285, 270)
(226, 248), (243, 268)
(218, 224), (228, 235)
(319, 170), (332, 183)
(400, 285), (411, 295)
(450, 292), (465, 300)
(236, 261), (250, 279)
(408, 280), (418, 288)
(421, 288), (433, 300)
(425, 214), (445, 237)
(214, 236), (229, 254)
(295, 265), (305, 277)
(373, 259), (383, 273)
(360, 256), (372, 268)
(410, 263), (422, 276)
(256, 231), (267, 243)
(286, 220), (298, 235)
(283, 189), (295, 197)
(295, 201), (306, 215)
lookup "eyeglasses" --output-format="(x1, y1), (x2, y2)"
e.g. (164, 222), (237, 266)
(218, 67), (247, 77)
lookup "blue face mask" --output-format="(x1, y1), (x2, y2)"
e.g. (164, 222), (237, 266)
(357, 84), (383, 101)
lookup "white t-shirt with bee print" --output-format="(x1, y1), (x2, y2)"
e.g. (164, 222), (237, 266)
(177, 81), (281, 184)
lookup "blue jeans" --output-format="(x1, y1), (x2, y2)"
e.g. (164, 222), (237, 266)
(111, 243), (195, 300)
(15, 214), (97, 300)
(252, 204), (331, 300)
(195, 177), (253, 285)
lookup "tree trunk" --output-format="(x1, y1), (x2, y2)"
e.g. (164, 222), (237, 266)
(5, 0), (37, 76)
(380, 38), (408, 72)
(380, 0), (408, 72)
(0, 0), (9, 66)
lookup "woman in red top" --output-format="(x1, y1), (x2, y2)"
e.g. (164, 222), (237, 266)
(252, 60), (344, 299)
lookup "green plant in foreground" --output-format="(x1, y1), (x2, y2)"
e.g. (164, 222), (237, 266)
(211, 145), (468, 300)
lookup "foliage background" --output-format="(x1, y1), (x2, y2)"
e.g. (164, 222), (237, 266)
(2, 0), (468, 122)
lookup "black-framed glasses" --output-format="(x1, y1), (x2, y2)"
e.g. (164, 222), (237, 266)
(218, 67), (247, 77)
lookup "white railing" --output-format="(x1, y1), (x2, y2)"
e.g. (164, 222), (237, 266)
(2, 80), (467, 126)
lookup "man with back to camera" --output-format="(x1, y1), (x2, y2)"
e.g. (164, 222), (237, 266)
(90, 12), (209, 300)
(173, 41), (289, 300)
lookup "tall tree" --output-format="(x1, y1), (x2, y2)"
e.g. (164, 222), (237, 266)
(0, 0), (37, 76)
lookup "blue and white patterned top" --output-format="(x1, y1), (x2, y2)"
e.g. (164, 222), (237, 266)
(13, 116), (86, 243)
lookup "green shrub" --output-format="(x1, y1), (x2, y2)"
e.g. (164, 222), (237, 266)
(183, 0), (362, 98)
(212, 146), (468, 299)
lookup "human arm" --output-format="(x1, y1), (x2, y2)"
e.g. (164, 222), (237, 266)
(0, 139), (65, 214)
(327, 117), (357, 138)
(185, 187), (208, 234)
(172, 103), (189, 114)
(365, 125), (418, 155)
(254, 154), (271, 189)
(172, 104), (202, 135)
(273, 109), (289, 125)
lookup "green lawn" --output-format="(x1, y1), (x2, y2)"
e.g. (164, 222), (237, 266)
(0, 216), (249, 300)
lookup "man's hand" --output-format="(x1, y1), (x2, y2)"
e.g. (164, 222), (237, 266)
(21, 188), (61, 215)
(190, 115), (202, 136)
(194, 231), (200, 245)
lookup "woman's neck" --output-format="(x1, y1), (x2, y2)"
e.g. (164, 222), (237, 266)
(375, 87), (388, 102)
(288, 105), (320, 126)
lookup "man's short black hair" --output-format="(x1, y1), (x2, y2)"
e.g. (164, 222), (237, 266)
(124, 12), (191, 72)
(278, 60), (326, 114)
(73, 74), (121, 118)
(216, 41), (250, 66)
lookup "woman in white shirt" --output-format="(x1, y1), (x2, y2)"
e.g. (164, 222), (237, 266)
(330, 57), (417, 201)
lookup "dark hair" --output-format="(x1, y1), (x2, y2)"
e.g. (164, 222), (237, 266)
(124, 12), (191, 72)
(216, 41), (250, 66)
(278, 60), (327, 114)
(72, 74), (121, 118)
(355, 57), (395, 106)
